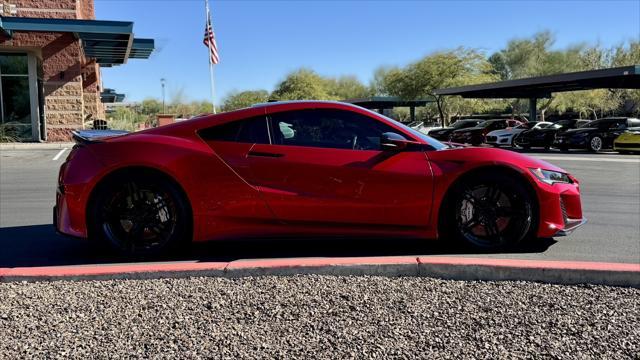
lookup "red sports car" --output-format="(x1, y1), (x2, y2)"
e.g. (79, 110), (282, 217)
(55, 101), (585, 256)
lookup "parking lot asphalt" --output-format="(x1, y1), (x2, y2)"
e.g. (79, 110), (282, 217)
(0, 148), (638, 268)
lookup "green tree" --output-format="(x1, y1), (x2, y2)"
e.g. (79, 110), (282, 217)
(221, 90), (270, 112)
(487, 31), (600, 120)
(140, 98), (162, 115)
(271, 69), (331, 100)
(324, 76), (371, 100)
(378, 48), (500, 124)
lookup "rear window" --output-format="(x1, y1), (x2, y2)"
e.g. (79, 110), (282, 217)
(199, 116), (270, 144)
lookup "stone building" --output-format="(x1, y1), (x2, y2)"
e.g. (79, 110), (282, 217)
(0, 0), (153, 141)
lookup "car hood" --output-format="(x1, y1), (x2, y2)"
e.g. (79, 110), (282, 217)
(617, 131), (640, 140)
(452, 126), (484, 133)
(429, 127), (454, 134)
(521, 128), (558, 136)
(431, 146), (566, 174)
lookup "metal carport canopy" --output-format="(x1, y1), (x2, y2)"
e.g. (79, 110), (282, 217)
(0, 16), (154, 66)
(434, 66), (640, 99)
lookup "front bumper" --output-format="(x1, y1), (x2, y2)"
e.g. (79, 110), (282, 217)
(485, 136), (511, 145)
(451, 133), (483, 145)
(553, 136), (588, 149)
(613, 140), (640, 152)
(533, 177), (586, 238)
(553, 218), (587, 236)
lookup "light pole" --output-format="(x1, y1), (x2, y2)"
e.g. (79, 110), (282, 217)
(160, 78), (166, 113)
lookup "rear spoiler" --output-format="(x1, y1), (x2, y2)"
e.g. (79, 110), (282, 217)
(71, 129), (129, 145)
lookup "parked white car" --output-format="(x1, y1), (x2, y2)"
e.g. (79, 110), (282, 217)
(408, 121), (441, 135)
(485, 122), (554, 147)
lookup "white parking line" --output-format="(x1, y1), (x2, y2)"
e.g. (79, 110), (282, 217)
(52, 148), (68, 161)
(534, 156), (640, 163)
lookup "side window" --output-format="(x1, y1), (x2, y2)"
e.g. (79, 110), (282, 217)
(269, 109), (396, 150)
(199, 116), (269, 144)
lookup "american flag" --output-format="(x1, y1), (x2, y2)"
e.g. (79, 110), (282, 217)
(203, 16), (219, 64)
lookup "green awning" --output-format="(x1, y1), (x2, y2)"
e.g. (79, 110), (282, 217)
(0, 16), (154, 66)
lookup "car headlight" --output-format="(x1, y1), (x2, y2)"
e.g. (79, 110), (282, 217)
(529, 168), (573, 185)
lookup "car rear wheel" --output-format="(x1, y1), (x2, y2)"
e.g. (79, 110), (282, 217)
(589, 136), (603, 152)
(442, 172), (536, 250)
(89, 172), (190, 257)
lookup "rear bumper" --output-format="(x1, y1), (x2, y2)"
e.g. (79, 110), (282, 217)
(54, 186), (88, 238)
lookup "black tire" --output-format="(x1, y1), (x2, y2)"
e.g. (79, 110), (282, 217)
(559, 146), (569, 152)
(588, 135), (603, 152)
(88, 171), (190, 257)
(440, 172), (537, 251)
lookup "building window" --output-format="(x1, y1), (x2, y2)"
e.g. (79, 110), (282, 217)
(0, 53), (32, 140)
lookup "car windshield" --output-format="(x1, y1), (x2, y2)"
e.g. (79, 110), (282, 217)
(363, 109), (447, 150)
(479, 120), (500, 128)
(552, 120), (573, 129)
(451, 120), (480, 129)
(536, 123), (552, 129)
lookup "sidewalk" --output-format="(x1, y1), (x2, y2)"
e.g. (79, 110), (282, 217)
(0, 142), (74, 150)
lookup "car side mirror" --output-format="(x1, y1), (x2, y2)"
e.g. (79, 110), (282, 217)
(381, 132), (413, 151)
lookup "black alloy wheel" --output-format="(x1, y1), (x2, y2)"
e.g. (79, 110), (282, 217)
(90, 173), (189, 257)
(444, 173), (536, 250)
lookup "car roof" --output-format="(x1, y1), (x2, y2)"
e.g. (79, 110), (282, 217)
(139, 100), (414, 139)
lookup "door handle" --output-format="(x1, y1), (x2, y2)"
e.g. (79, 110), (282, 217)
(248, 151), (284, 158)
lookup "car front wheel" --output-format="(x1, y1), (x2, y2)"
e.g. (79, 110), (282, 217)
(442, 172), (536, 250)
(89, 172), (190, 257)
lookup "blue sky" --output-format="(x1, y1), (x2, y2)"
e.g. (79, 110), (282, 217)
(96, 0), (640, 104)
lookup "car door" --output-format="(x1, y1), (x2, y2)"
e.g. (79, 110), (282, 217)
(247, 108), (434, 227)
(198, 115), (277, 222)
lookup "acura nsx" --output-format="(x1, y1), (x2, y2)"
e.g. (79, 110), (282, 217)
(54, 101), (585, 256)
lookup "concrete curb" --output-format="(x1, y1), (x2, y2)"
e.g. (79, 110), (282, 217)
(0, 142), (74, 150)
(1, 256), (639, 287)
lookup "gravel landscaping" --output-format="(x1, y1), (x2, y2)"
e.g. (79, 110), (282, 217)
(0, 275), (638, 359)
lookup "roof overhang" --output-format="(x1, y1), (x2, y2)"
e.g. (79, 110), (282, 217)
(434, 66), (640, 99)
(0, 16), (154, 67)
(344, 96), (435, 109)
(100, 88), (125, 103)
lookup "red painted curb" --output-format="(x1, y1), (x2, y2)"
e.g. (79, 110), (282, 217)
(226, 256), (419, 270)
(0, 261), (227, 278)
(416, 257), (640, 272)
(0, 256), (638, 286)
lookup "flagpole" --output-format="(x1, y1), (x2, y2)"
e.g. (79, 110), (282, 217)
(205, 0), (216, 114)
